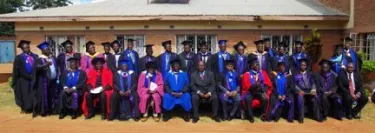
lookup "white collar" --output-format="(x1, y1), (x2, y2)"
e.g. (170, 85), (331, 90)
(39, 54), (50, 59)
(117, 70), (134, 75)
(301, 71), (307, 74)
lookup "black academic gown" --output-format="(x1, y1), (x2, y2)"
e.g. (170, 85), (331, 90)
(211, 52), (234, 80)
(248, 52), (273, 75)
(56, 52), (82, 76)
(157, 52), (178, 77)
(289, 52), (312, 74)
(178, 52), (196, 76)
(59, 69), (87, 112)
(270, 73), (294, 121)
(106, 52), (122, 73)
(34, 55), (59, 116)
(12, 53), (38, 112)
(109, 70), (140, 120)
(316, 72), (342, 119)
(194, 52), (213, 72)
(138, 55), (157, 73)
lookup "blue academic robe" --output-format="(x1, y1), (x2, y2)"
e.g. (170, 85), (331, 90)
(330, 55), (343, 74)
(162, 70), (191, 111)
(234, 53), (248, 75)
(121, 49), (140, 74)
(157, 52), (178, 77)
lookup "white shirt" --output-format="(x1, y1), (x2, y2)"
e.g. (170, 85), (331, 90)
(347, 72), (356, 91)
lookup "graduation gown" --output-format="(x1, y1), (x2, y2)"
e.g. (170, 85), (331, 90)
(60, 69), (86, 110)
(82, 68), (113, 118)
(56, 52), (81, 76)
(241, 70), (273, 120)
(163, 70), (191, 112)
(273, 54), (291, 73)
(248, 52), (272, 74)
(157, 52), (178, 77)
(211, 51), (233, 79)
(270, 72), (294, 121)
(121, 49), (140, 74)
(234, 53), (248, 75)
(217, 71), (241, 119)
(107, 52), (122, 73)
(138, 55), (157, 73)
(293, 71), (320, 121)
(290, 52), (311, 73)
(178, 52), (196, 76)
(12, 53), (38, 112)
(34, 55), (59, 115)
(194, 51), (213, 72)
(80, 53), (103, 73)
(317, 72), (342, 118)
(137, 71), (164, 114)
(110, 70), (140, 119)
(330, 54), (344, 74)
(342, 49), (362, 72)
(267, 48), (277, 71)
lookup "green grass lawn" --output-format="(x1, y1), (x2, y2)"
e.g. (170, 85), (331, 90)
(1, 83), (374, 123)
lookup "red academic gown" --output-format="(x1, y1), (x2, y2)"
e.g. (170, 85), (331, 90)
(241, 70), (273, 108)
(82, 68), (113, 117)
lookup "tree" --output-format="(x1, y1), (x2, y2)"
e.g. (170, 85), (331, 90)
(304, 29), (322, 65)
(26, 0), (72, 10)
(0, 0), (25, 35)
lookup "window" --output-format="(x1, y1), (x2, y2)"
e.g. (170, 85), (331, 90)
(261, 34), (303, 55)
(176, 35), (217, 53)
(45, 36), (85, 56)
(116, 35), (146, 57)
(362, 33), (375, 60)
(0, 41), (15, 64)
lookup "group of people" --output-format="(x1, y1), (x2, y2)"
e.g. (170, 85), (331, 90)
(11, 37), (373, 124)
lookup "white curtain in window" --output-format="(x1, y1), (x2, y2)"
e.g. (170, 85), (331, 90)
(176, 35), (186, 53)
(367, 34), (375, 60)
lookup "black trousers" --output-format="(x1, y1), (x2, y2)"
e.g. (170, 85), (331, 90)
(85, 92), (107, 116)
(243, 92), (270, 120)
(191, 93), (219, 119)
(321, 93), (343, 118)
(371, 92), (375, 103)
(109, 91), (140, 119)
(296, 94), (321, 121)
(341, 93), (369, 116)
(220, 93), (241, 119)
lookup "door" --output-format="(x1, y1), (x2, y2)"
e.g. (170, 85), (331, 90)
(0, 41), (15, 63)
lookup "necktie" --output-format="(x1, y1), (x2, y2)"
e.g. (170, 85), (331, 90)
(200, 72), (204, 80)
(348, 73), (355, 95)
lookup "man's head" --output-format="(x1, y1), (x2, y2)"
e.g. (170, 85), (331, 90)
(18, 40), (31, 53)
(119, 59), (129, 72)
(146, 61), (157, 73)
(343, 37), (353, 50)
(85, 41), (96, 54)
(278, 42), (287, 55)
(249, 59), (259, 71)
(298, 59), (308, 72)
(162, 40), (172, 52)
(111, 40), (121, 53)
(197, 61), (205, 72)
(182, 41), (192, 53)
(234, 41), (246, 55)
(144, 44), (154, 56)
(91, 57), (105, 70)
(334, 44), (343, 56)
(294, 41), (304, 53)
(127, 39), (134, 50)
(254, 40), (264, 53)
(170, 59), (181, 72)
(218, 40), (227, 52)
(61, 40), (74, 53)
(277, 62), (286, 73)
(346, 62), (355, 73)
(101, 42), (111, 53)
(319, 59), (331, 73)
(263, 38), (271, 50)
(67, 57), (80, 70)
(199, 42), (208, 53)
(225, 60), (235, 71)
(37, 41), (51, 56)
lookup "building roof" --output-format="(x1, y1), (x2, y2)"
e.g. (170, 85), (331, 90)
(0, 0), (348, 22)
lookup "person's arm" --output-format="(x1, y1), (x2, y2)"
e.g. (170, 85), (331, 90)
(11, 56), (20, 88)
(61, 71), (68, 90)
(337, 74), (350, 95)
(76, 71), (87, 91)
(164, 75), (172, 93)
(181, 73), (190, 93)
(356, 73), (365, 94)
(190, 74), (199, 94)
(208, 72), (216, 94)
(331, 75), (338, 93)
(113, 73), (121, 92)
(36, 58), (50, 70)
(293, 76), (302, 94)
(217, 75), (228, 93)
(130, 73), (138, 92)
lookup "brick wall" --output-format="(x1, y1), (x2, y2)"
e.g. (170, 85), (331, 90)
(353, 0), (375, 33)
(316, 0), (351, 14)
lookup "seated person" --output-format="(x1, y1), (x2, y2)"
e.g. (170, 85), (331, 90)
(82, 57), (113, 120)
(218, 59), (241, 121)
(242, 58), (273, 123)
(59, 57), (87, 119)
(191, 61), (220, 123)
(162, 59), (191, 122)
(109, 59), (140, 121)
(138, 61), (164, 122)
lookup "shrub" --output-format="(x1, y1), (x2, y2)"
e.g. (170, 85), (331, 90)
(304, 29), (322, 65)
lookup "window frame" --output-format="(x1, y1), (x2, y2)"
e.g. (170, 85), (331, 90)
(115, 35), (146, 56)
(45, 35), (86, 56)
(175, 34), (218, 53)
(261, 34), (303, 55)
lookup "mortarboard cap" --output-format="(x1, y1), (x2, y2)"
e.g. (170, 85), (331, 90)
(277, 62), (285, 67)
(144, 44), (154, 48)
(67, 57), (80, 62)
(169, 59), (181, 65)
(127, 38), (135, 42)
(278, 41), (288, 48)
(225, 59), (236, 65)
(101, 42), (111, 47)
(263, 38), (271, 42)
(181, 40), (193, 47)
(319, 59), (331, 66)
(248, 58), (259, 65)
(298, 58), (309, 64)
(111, 40), (121, 48)
(254, 40), (264, 45)
(146, 61), (157, 69)
(334, 44), (343, 49)
(91, 57), (105, 65)
(344, 37), (353, 42)
(84, 41), (95, 47)
(37, 41), (50, 50)
(218, 40), (228, 46)
(294, 41), (304, 46)
(61, 40), (73, 47)
(119, 58), (131, 66)
(233, 41), (246, 50)
(162, 40), (172, 47)
(18, 40), (31, 48)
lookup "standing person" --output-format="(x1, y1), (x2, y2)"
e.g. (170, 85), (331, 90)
(191, 61), (220, 123)
(178, 40), (196, 76)
(101, 42), (113, 69)
(107, 40), (122, 73)
(317, 59), (343, 121)
(263, 38), (276, 59)
(139, 44), (157, 73)
(121, 39), (140, 74)
(82, 57), (113, 120)
(241, 58), (273, 123)
(330, 44), (344, 75)
(248, 40), (272, 75)
(138, 61), (164, 122)
(290, 41), (311, 73)
(57, 40), (81, 81)
(233, 41), (248, 76)
(273, 42), (291, 73)
(12, 40), (38, 114)
(218, 60), (241, 121)
(342, 37), (362, 72)
(293, 59), (322, 123)
(194, 41), (213, 72)
(337, 61), (368, 120)
(59, 57), (87, 119)
(212, 40), (233, 79)
(162, 59), (191, 122)
(109, 59), (140, 121)
(34, 41), (59, 117)
(80, 41), (103, 73)
(269, 62), (294, 123)
(157, 40), (178, 77)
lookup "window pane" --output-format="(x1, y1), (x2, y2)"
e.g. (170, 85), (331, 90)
(123, 35), (145, 56)
(0, 41), (15, 63)
(209, 35), (217, 52)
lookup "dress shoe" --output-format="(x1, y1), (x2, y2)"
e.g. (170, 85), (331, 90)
(153, 116), (160, 122)
(162, 115), (171, 122)
(141, 117), (148, 122)
(192, 119), (198, 123)
(346, 115), (353, 120)
(249, 118), (255, 123)
(183, 115), (190, 122)
(59, 113), (66, 119)
(298, 119), (304, 124)
(213, 117), (221, 123)
(287, 120), (294, 123)
(71, 110), (77, 120)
